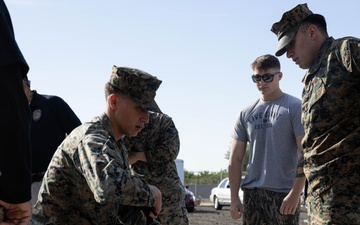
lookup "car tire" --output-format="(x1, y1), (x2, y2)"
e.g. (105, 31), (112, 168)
(214, 196), (222, 210)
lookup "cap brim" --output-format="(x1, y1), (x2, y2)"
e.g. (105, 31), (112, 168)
(128, 94), (162, 113)
(275, 33), (295, 57)
(148, 100), (162, 113)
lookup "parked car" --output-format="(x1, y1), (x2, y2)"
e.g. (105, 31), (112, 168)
(209, 177), (244, 210)
(185, 186), (195, 212)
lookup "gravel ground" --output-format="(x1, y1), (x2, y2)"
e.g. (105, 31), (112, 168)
(187, 201), (308, 225)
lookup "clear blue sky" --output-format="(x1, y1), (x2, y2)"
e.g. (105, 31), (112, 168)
(7, 0), (360, 172)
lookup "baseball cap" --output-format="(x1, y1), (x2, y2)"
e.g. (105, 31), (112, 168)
(109, 66), (162, 113)
(271, 3), (313, 56)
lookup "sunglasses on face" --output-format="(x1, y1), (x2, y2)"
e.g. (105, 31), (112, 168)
(251, 72), (280, 83)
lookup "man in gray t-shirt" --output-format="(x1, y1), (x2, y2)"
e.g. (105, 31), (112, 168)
(228, 54), (305, 225)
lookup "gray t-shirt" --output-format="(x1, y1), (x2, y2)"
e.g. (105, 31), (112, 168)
(232, 93), (304, 193)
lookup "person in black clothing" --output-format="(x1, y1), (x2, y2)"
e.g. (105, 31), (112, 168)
(0, 0), (32, 223)
(23, 75), (81, 206)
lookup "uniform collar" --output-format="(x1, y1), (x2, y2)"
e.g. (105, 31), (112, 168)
(302, 37), (334, 84)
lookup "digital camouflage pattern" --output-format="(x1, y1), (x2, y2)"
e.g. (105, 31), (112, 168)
(31, 113), (156, 225)
(242, 188), (300, 225)
(302, 37), (360, 224)
(271, 3), (313, 57)
(124, 112), (189, 225)
(110, 66), (162, 113)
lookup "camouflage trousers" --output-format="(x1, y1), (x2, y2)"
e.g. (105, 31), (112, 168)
(242, 188), (300, 225)
(306, 176), (360, 225)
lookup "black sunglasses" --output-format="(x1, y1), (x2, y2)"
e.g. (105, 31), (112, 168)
(251, 72), (280, 83)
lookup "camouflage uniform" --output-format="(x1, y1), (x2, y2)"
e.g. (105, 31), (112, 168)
(31, 66), (163, 225)
(272, 4), (360, 224)
(302, 37), (360, 224)
(31, 114), (155, 224)
(243, 188), (300, 225)
(124, 112), (189, 225)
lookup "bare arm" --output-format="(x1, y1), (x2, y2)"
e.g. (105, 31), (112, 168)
(228, 139), (247, 219)
(147, 185), (162, 219)
(280, 135), (306, 215)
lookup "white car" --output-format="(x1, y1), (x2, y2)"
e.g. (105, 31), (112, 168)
(209, 177), (244, 210)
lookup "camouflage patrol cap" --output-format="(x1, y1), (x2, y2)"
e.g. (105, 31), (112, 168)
(109, 66), (162, 113)
(271, 3), (313, 56)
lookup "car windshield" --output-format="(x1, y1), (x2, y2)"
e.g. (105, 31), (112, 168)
(219, 179), (228, 188)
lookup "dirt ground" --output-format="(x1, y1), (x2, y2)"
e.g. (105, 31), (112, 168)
(187, 201), (308, 225)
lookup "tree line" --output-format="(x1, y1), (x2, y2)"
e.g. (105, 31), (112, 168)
(184, 144), (249, 184)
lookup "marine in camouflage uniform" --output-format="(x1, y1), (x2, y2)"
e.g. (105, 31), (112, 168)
(31, 66), (163, 225)
(124, 112), (189, 225)
(272, 4), (360, 224)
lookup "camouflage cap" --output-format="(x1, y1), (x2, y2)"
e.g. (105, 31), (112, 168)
(271, 3), (313, 56)
(109, 66), (162, 113)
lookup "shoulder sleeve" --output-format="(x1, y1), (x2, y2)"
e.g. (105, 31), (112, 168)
(232, 99), (261, 142)
(289, 95), (304, 138)
(79, 132), (154, 207)
(144, 114), (180, 164)
(51, 96), (82, 134)
(339, 38), (360, 75)
(231, 110), (248, 142)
